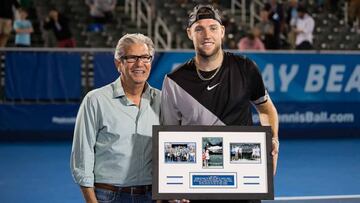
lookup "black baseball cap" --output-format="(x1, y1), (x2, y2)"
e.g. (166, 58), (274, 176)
(187, 4), (222, 28)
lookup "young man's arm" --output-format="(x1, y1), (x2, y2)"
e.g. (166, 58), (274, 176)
(255, 98), (279, 175)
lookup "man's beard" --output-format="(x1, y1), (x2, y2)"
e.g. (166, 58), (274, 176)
(197, 43), (222, 59)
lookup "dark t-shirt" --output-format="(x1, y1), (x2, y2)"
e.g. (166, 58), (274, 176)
(161, 51), (268, 126)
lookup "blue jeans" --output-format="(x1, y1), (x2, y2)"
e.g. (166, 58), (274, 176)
(95, 188), (154, 203)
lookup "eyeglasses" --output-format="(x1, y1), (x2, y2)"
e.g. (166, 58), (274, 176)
(120, 55), (152, 63)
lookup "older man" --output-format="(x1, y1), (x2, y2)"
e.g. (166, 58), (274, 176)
(71, 33), (160, 203)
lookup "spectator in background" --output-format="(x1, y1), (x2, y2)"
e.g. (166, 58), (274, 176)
(13, 8), (33, 47)
(286, 0), (299, 49)
(43, 8), (76, 48)
(256, 8), (275, 50)
(294, 6), (315, 50)
(0, 0), (21, 47)
(264, 0), (285, 49)
(237, 27), (265, 51)
(348, 0), (360, 32)
(85, 0), (116, 32)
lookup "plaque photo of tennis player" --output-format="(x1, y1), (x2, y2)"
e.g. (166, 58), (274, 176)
(202, 137), (223, 169)
(230, 143), (261, 164)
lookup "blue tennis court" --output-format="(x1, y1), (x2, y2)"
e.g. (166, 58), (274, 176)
(1, 137), (359, 203)
(1, 0), (359, 202)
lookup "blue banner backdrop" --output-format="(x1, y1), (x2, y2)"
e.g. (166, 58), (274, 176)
(5, 52), (82, 100)
(0, 104), (79, 132)
(93, 52), (118, 88)
(91, 51), (360, 136)
(244, 53), (360, 102)
(1, 51), (359, 137)
(144, 52), (360, 102)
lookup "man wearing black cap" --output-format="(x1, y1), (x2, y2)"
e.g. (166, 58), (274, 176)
(161, 5), (279, 203)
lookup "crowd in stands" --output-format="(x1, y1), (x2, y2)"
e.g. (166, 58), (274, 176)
(235, 0), (316, 51)
(238, 0), (360, 50)
(0, 0), (359, 50)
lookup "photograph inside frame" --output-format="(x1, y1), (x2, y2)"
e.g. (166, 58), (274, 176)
(202, 137), (223, 169)
(230, 143), (261, 164)
(164, 142), (196, 163)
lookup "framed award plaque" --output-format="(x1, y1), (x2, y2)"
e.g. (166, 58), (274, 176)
(152, 125), (274, 200)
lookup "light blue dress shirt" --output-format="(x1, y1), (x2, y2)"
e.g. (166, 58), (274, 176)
(70, 77), (161, 187)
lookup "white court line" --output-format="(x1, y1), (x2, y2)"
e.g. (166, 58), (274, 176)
(275, 195), (360, 200)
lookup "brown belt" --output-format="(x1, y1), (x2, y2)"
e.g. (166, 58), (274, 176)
(94, 183), (152, 195)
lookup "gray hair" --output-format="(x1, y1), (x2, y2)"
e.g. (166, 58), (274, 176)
(114, 33), (155, 61)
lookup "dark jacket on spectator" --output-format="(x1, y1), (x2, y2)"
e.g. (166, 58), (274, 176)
(43, 14), (72, 41)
